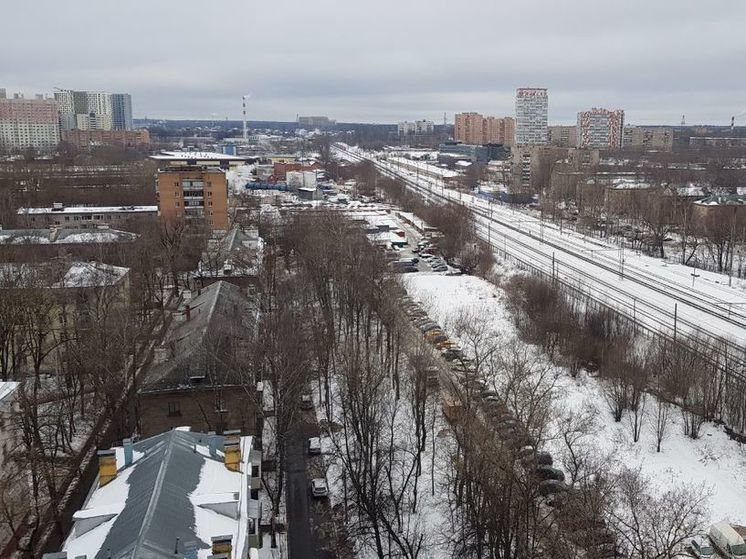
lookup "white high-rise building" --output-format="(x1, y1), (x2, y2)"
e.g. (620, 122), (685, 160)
(515, 88), (548, 146)
(54, 89), (116, 131)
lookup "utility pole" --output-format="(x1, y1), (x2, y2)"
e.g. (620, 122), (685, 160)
(673, 303), (678, 342)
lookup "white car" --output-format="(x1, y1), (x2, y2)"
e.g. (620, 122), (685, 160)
(311, 478), (328, 498)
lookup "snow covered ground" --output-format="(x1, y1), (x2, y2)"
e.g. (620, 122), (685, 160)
(338, 145), (746, 356)
(404, 272), (746, 527)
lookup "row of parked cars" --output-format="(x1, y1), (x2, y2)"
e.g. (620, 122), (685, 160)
(399, 295), (464, 363)
(396, 288), (620, 557)
(414, 239), (448, 272)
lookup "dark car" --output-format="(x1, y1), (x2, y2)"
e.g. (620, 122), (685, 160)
(535, 465), (566, 482)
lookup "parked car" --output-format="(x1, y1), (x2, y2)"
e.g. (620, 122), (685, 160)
(709, 521), (746, 558)
(308, 436), (321, 455)
(690, 535), (715, 558)
(300, 393), (313, 410)
(538, 479), (568, 497)
(311, 478), (329, 498)
(535, 465), (565, 482)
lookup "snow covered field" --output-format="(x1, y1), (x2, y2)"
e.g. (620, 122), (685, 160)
(404, 272), (746, 527)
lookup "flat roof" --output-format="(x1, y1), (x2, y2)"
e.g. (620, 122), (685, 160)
(18, 205), (158, 215)
(150, 151), (247, 162)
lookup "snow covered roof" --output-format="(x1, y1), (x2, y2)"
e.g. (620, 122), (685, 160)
(0, 381), (18, 403)
(54, 262), (130, 289)
(150, 150), (247, 162)
(0, 228), (137, 245)
(61, 430), (258, 559)
(17, 205), (157, 215)
(694, 194), (746, 207)
(142, 281), (252, 393)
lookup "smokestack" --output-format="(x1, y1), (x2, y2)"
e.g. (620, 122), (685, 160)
(732, 116), (735, 132)
(242, 96), (247, 142)
(97, 449), (117, 486)
(211, 535), (233, 555)
(123, 438), (133, 467)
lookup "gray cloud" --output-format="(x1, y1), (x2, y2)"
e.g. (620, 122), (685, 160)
(2, 0), (744, 124)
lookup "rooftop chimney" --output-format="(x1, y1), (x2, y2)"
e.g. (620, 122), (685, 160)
(97, 449), (117, 487)
(123, 438), (133, 467)
(211, 535), (233, 555)
(223, 430), (241, 472)
(208, 431), (218, 458)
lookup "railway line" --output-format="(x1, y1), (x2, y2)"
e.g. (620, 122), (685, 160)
(335, 144), (746, 377)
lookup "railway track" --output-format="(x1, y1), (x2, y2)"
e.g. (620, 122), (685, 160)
(335, 145), (746, 378)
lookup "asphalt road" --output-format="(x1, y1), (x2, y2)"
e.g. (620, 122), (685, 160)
(285, 420), (335, 559)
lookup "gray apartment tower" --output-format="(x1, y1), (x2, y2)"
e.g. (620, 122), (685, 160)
(515, 88), (549, 145)
(111, 93), (133, 130)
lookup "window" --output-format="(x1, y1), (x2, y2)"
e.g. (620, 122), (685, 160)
(167, 401), (181, 417)
(175, 201), (180, 207)
(207, 190), (212, 197)
(175, 191), (180, 197)
(208, 201), (213, 207)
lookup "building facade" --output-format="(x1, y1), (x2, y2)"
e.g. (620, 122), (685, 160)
(62, 128), (150, 147)
(622, 126), (674, 151)
(454, 112), (514, 145)
(398, 120), (435, 136)
(111, 93), (133, 130)
(17, 204), (158, 229)
(577, 108), (624, 149)
(515, 88), (549, 145)
(54, 89), (131, 131)
(0, 90), (60, 152)
(548, 125), (577, 147)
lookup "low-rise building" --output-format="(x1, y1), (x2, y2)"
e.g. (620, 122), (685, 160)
(61, 128), (150, 147)
(0, 382), (19, 468)
(137, 280), (258, 438)
(46, 429), (263, 559)
(17, 204), (158, 230)
(196, 227), (262, 288)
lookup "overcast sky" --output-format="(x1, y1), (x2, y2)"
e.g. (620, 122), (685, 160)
(3, 0), (745, 125)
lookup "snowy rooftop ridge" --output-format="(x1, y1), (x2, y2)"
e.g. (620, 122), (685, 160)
(60, 430), (258, 559)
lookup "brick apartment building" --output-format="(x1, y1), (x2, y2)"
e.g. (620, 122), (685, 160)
(151, 151), (247, 231)
(62, 128), (150, 148)
(454, 112), (514, 145)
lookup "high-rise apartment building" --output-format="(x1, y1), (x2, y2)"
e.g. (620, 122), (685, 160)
(454, 112), (514, 145)
(548, 125), (577, 148)
(0, 90), (60, 152)
(398, 120), (434, 136)
(515, 88), (549, 145)
(622, 126), (673, 152)
(54, 89), (131, 131)
(111, 93), (133, 130)
(577, 108), (624, 149)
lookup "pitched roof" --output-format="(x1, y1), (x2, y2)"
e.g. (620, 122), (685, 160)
(141, 281), (252, 393)
(62, 430), (256, 559)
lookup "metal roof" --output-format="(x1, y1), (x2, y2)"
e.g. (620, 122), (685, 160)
(63, 430), (253, 559)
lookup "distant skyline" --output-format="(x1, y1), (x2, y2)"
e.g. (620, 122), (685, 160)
(3, 0), (745, 126)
